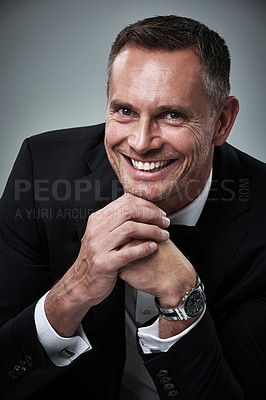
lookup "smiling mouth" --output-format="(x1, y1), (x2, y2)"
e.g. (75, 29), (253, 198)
(129, 157), (174, 172)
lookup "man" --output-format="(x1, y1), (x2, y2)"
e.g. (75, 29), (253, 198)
(0, 15), (265, 400)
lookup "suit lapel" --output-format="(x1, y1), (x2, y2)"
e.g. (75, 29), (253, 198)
(196, 143), (249, 302)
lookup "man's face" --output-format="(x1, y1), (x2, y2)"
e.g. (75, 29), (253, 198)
(105, 45), (217, 213)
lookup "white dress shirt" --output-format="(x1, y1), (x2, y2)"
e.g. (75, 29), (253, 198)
(35, 170), (212, 397)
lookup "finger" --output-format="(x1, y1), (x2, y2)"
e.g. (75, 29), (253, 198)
(117, 220), (169, 242)
(102, 221), (169, 252)
(87, 193), (169, 235)
(99, 192), (165, 219)
(110, 241), (157, 269)
(110, 202), (170, 230)
(89, 193), (151, 221)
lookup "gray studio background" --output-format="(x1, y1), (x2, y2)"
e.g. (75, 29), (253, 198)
(0, 0), (265, 195)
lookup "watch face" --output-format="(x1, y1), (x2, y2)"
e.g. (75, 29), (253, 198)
(184, 290), (205, 317)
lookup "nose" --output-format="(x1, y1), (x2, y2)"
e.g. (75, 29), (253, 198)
(127, 118), (163, 154)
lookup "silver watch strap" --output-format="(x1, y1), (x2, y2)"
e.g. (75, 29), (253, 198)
(155, 297), (190, 320)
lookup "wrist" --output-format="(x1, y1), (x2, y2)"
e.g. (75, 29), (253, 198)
(157, 270), (197, 309)
(159, 314), (198, 338)
(156, 294), (184, 309)
(44, 274), (93, 337)
(155, 274), (206, 321)
(158, 305), (205, 339)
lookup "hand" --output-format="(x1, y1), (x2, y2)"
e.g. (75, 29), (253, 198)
(119, 238), (196, 308)
(45, 193), (170, 336)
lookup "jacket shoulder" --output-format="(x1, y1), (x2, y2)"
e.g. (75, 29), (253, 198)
(22, 123), (106, 179)
(233, 145), (266, 189)
(28, 122), (105, 144)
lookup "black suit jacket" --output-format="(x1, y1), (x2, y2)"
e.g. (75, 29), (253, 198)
(0, 123), (266, 399)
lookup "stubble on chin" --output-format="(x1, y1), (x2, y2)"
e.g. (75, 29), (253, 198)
(120, 177), (183, 204)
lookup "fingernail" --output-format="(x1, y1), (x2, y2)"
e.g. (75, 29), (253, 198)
(162, 216), (170, 227)
(149, 242), (157, 251)
(159, 208), (167, 216)
(161, 230), (169, 239)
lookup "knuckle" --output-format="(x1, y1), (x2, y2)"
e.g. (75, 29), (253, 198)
(154, 225), (162, 237)
(118, 242), (149, 265)
(121, 204), (135, 220)
(121, 220), (136, 235)
(88, 210), (104, 226)
(114, 249), (132, 268)
(82, 227), (92, 244)
(138, 243), (150, 257)
(88, 211), (98, 223)
(117, 250), (130, 265)
(145, 208), (157, 222)
(85, 213), (98, 234)
(145, 225), (160, 239)
(88, 240), (98, 254)
(85, 211), (105, 238)
(82, 228), (94, 247)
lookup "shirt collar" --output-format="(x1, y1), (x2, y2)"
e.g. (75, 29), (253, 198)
(168, 169), (212, 226)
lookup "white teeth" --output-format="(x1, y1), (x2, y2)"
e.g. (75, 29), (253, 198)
(144, 162), (150, 170)
(131, 159), (170, 171)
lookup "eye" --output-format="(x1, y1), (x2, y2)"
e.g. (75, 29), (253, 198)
(160, 110), (185, 124)
(168, 112), (181, 119)
(119, 108), (132, 116)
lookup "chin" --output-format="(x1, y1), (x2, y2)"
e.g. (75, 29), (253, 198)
(123, 184), (175, 203)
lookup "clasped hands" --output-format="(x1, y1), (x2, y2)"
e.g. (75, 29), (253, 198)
(45, 193), (197, 338)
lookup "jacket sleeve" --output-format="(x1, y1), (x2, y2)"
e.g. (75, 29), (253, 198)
(0, 139), (72, 399)
(141, 297), (266, 400)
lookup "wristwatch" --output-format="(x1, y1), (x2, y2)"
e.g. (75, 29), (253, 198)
(155, 274), (206, 321)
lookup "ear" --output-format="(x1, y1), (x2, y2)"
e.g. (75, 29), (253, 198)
(105, 83), (109, 98)
(212, 96), (239, 146)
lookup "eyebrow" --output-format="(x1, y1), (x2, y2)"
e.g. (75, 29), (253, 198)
(109, 100), (134, 111)
(155, 105), (191, 116)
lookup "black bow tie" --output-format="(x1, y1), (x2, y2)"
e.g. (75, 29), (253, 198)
(168, 224), (198, 262)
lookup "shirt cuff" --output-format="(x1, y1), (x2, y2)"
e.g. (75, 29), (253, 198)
(34, 292), (92, 366)
(138, 305), (206, 354)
